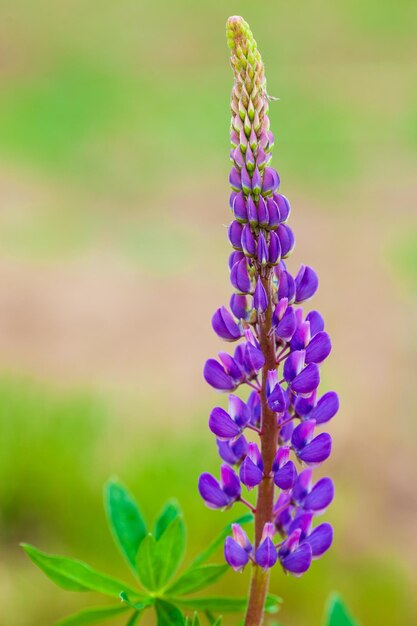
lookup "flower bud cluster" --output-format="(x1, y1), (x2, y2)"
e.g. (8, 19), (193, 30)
(199, 16), (338, 578)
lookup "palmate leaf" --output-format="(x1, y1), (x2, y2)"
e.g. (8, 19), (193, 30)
(154, 500), (181, 540)
(165, 564), (228, 596)
(56, 604), (130, 625)
(190, 513), (253, 567)
(21, 544), (138, 598)
(326, 594), (359, 626)
(104, 479), (147, 574)
(155, 599), (185, 626)
(136, 516), (186, 591)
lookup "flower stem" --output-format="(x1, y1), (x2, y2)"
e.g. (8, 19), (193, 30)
(244, 271), (278, 626)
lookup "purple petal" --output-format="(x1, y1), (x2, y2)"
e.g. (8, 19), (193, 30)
(228, 221), (243, 250)
(273, 193), (291, 223)
(209, 407), (241, 440)
(266, 197), (280, 229)
(254, 278), (268, 313)
(212, 306), (241, 342)
(228, 394), (250, 428)
(232, 191), (248, 223)
(291, 467), (313, 502)
(251, 166), (262, 194)
(225, 537), (250, 571)
(291, 363), (320, 394)
(241, 224), (256, 257)
(198, 473), (230, 509)
(228, 250), (244, 270)
(229, 167), (242, 191)
(304, 523), (333, 558)
(281, 542), (312, 575)
(275, 307), (296, 341)
(257, 196), (269, 227)
(241, 164), (252, 194)
(305, 332), (332, 364)
(218, 351), (243, 381)
(303, 477), (334, 511)
(247, 390), (261, 427)
(220, 464), (241, 499)
(311, 391), (339, 424)
(268, 231), (281, 265)
(217, 435), (248, 465)
(295, 266), (319, 303)
(239, 456), (263, 489)
(262, 167), (280, 195)
(277, 268), (296, 303)
(230, 257), (252, 294)
(292, 420), (315, 450)
(305, 310), (324, 336)
(257, 232), (269, 265)
(278, 224), (295, 258)
(268, 383), (287, 413)
(204, 359), (235, 391)
(244, 342), (265, 375)
(294, 392), (316, 417)
(255, 537), (278, 569)
(274, 460), (297, 490)
(230, 293), (249, 321)
(298, 433), (332, 464)
(283, 350), (306, 382)
(247, 196), (258, 226)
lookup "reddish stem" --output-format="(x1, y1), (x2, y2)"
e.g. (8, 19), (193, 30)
(244, 271), (278, 626)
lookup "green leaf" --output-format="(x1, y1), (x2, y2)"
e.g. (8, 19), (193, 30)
(155, 599), (185, 626)
(104, 479), (147, 573)
(125, 611), (144, 626)
(326, 594), (359, 626)
(21, 544), (137, 598)
(166, 564), (228, 596)
(154, 500), (181, 540)
(136, 517), (186, 591)
(190, 514), (253, 567)
(212, 619), (222, 626)
(191, 613), (201, 626)
(120, 591), (152, 611)
(56, 605), (129, 625)
(171, 593), (280, 614)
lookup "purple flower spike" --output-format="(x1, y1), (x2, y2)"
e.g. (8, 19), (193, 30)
(295, 265), (319, 303)
(305, 331), (332, 364)
(254, 278), (268, 313)
(304, 522), (333, 558)
(204, 358), (236, 391)
(225, 536), (249, 572)
(262, 167), (280, 196)
(311, 391), (339, 424)
(212, 306), (242, 342)
(241, 224), (257, 257)
(233, 192), (248, 223)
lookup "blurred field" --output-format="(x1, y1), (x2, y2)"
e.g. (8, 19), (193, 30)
(0, 1), (417, 625)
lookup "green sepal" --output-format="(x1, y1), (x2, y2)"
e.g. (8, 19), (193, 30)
(155, 599), (185, 626)
(326, 594), (359, 626)
(165, 564), (228, 596)
(104, 479), (147, 574)
(55, 604), (129, 625)
(21, 544), (137, 598)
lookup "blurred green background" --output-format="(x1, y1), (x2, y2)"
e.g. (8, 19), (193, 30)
(1, 1), (417, 624)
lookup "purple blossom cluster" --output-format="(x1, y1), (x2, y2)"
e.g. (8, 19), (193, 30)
(198, 16), (339, 578)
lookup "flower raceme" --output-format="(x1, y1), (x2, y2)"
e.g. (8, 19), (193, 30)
(198, 15), (339, 592)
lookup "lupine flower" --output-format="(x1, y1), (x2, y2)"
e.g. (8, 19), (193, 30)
(199, 17), (339, 618)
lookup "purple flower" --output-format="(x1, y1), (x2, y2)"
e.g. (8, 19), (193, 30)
(198, 464), (241, 509)
(291, 421), (332, 465)
(291, 468), (334, 513)
(278, 529), (312, 576)
(209, 395), (250, 440)
(255, 523), (278, 569)
(225, 524), (253, 572)
(273, 447), (297, 490)
(217, 435), (248, 465)
(254, 278), (268, 314)
(212, 306), (242, 342)
(240, 442), (264, 489)
(295, 265), (319, 303)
